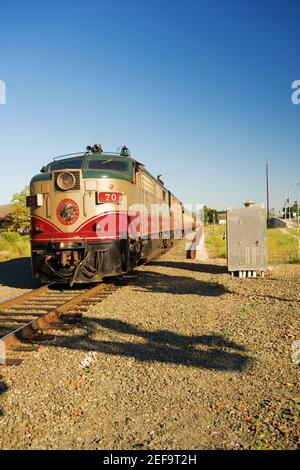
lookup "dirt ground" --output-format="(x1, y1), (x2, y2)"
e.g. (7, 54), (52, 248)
(0, 242), (299, 449)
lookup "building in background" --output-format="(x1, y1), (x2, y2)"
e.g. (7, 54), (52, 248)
(218, 213), (227, 225)
(0, 205), (12, 232)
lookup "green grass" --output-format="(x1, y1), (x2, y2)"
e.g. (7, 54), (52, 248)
(267, 228), (299, 264)
(286, 226), (300, 237)
(205, 224), (300, 264)
(205, 224), (227, 258)
(0, 232), (30, 261)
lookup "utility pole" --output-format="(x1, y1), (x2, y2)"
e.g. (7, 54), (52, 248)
(288, 188), (291, 224)
(266, 160), (270, 226)
(285, 196), (287, 221)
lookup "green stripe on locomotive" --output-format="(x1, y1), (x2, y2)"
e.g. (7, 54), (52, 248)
(31, 153), (135, 183)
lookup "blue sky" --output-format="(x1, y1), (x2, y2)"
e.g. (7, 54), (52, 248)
(0, 0), (299, 211)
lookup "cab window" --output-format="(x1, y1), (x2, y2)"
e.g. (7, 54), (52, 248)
(88, 159), (129, 172)
(49, 158), (83, 171)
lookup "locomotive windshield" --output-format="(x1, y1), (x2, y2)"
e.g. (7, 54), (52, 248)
(88, 159), (129, 172)
(48, 158), (84, 171)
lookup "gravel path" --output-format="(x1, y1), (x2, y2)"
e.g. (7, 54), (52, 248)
(0, 257), (40, 302)
(0, 243), (299, 449)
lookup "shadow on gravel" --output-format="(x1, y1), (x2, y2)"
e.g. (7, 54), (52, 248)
(127, 270), (228, 296)
(54, 319), (250, 372)
(148, 260), (228, 275)
(0, 379), (8, 416)
(0, 257), (40, 289)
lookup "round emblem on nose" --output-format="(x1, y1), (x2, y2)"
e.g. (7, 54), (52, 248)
(56, 199), (80, 225)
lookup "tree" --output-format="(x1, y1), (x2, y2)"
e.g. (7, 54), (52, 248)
(10, 186), (30, 234)
(291, 201), (300, 217)
(282, 201), (300, 218)
(204, 206), (219, 223)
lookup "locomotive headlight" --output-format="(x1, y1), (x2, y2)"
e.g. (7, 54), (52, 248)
(57, 172), (76, 191)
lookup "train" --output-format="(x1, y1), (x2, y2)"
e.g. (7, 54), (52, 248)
(27, 144), (195, 284)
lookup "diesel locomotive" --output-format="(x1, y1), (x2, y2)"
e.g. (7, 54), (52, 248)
(27, 145), (194, 284)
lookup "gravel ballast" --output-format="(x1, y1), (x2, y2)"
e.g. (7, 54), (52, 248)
(0, 242), (299, 449)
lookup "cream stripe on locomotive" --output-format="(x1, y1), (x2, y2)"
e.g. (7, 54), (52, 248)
(31, 174), (139, 233)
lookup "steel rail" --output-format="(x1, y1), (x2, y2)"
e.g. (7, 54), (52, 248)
(0, 284), (55, 311)
(0, 282), (120, 353)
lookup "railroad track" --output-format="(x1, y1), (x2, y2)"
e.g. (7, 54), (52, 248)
(0, 246), (172, 366)
(0, 280), (126, 366)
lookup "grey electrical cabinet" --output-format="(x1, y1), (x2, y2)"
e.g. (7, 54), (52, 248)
(227, 205), (267, 276)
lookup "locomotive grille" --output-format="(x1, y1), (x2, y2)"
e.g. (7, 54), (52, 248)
(54, 171), (81, 191)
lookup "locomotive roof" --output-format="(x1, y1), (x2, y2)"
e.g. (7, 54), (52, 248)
(39, 152), (138, 171)
(32, 149), (180, 198)
(32, 151), (167, 191)
(59, 152), (137, 162)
